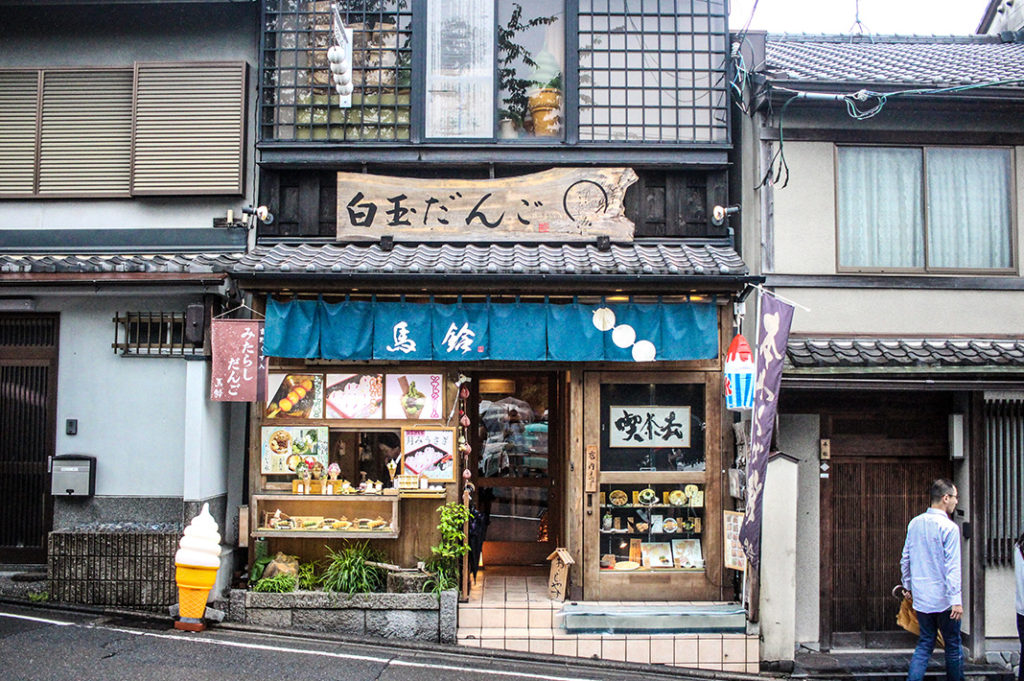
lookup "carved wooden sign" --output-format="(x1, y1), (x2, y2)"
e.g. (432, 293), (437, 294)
(336, 167), (638, 241)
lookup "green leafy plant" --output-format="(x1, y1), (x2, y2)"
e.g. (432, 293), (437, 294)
(497, 3), (557, 127)
(320, 542), (386, 594)
(297, 562), (320, 591)
(424, 502), (471, 594)
(27, 590), (49, 603)
(252, 573), (297, 593)
(249, 555), (274, 583)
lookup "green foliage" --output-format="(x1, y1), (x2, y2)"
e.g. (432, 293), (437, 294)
(252, 573), (297, 593)
(250, 555), (274, 583)
(27, 591), (49, 603)
(424, 503), (471, 594)
(497, 3), (558, 126)
(320, 542), (386, 594)
(297, 562), (320, 591)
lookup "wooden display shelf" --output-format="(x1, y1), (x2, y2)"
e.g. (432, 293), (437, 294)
(599, 530), (701, 536)
(252, 528), (399, 539)
(251, 493), (401, 540)
(601, 503), (704, 510)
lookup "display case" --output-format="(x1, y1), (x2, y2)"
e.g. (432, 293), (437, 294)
(598, 482), (704, 571)
(251, 493), (400, 539)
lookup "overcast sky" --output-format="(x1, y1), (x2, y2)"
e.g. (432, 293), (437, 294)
(728, 0), (992, 36)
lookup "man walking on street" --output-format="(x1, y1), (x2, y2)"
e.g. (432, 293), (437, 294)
(901, 478), (963, 681)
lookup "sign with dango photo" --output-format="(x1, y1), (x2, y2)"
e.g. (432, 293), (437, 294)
(265, 373), (324, 419)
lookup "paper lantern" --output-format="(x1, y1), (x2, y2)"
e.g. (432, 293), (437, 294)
(724, 334), (755, 411)
(592, 307), (616, 332)
(611, 324), (636, 348)
(632, 340), (656, 362)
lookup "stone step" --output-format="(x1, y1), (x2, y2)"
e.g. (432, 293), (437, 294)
(560, 602), (746, 634)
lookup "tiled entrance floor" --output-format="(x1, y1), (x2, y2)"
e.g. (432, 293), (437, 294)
(456, 568), (759, 673)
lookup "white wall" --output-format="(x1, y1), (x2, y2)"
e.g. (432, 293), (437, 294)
(778, 414), (821, 644)
(986, 567), (1018, 638)
(48, 294), (193, 497)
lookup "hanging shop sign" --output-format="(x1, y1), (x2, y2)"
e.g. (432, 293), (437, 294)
(738, 292), (794, 571)
(724, 334), (755, 411)
(608, 405), (691, 448)
(210, 319), (265, 402)
(336, 167), (638, 241)
(265, 297), (718, 363)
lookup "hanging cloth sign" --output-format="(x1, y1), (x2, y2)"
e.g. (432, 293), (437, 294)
(210, 319), (265, 402)
(266, 297), (719, 363)
(738, 292), (795, 571)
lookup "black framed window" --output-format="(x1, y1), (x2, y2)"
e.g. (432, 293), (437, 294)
(259, 0), (729, 146)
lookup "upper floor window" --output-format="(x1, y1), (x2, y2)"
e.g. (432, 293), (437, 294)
(0, 64), (247, 198)
(836, 146), (1015, 273)
(259, 0), (729, 145)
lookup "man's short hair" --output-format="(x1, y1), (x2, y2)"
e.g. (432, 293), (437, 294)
(930, 478), (956, 504)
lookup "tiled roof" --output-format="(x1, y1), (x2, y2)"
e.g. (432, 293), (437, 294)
(231, 242), (750, 277)
(787, 338), (1024, 370)
(765, 34), (1024, 87)
(0, 253), (240, 274)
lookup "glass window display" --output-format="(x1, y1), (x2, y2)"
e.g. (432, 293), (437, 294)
(598, 482), (704, 571)
(599, 383), (705, 472)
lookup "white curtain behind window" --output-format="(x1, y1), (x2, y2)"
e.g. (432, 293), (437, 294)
(837, 147), (924, 269)
(926, 148), (1012, 270)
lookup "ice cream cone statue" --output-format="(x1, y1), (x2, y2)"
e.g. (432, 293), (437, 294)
(174, 502), (222, 631)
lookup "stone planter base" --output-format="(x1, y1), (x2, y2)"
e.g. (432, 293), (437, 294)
(227, 589), (457, 643)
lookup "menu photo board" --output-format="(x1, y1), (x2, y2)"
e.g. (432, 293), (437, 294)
(723, 510), (746, 571)
(265, 373), (324, 419)
(261, 426), (329, 475)
(400, 426), (457, 482)
(325, 373), (383, 419)
(385, 374), (444, 420)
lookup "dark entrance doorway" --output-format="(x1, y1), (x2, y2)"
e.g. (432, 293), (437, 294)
(470, 371), (562, 566)
(0, 314), (59, 564)
(819, 393), (953, 649)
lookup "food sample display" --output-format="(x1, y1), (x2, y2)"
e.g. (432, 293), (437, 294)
(597, 482), (705, 571)
(251, 494), (400, 538)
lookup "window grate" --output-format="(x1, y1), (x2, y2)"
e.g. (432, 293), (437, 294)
(985, 397), (1024, 566)
(261, 0), (412, 142)
(112, 312), (204, 357)
(577, 0), (729, 143)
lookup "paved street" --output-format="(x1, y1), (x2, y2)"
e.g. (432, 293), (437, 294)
(0, 603), (730, 681)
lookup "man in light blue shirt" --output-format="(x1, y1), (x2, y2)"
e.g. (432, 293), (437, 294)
(900, 478), (963, 681)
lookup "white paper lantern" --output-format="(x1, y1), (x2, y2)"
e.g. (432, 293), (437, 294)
(632, 340), (656, 362)
(592, 307), (616, 332)
(611, 324), (636, 348)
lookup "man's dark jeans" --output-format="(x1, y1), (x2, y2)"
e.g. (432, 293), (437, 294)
(907, 609), (963, 681)
(1017, 612), (1023, 681)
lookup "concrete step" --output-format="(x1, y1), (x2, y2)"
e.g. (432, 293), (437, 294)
(560, 602), (746, 633)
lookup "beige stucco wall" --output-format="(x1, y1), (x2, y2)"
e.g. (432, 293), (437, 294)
(986, 567), (1018, 638)
(775, 288), (1024, 336)
(769, 142), (1024, 276)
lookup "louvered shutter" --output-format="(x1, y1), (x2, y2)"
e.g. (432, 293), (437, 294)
(37, 69), (133, 196)
(0, 71), (40, 195)
(132, 62), (246, 195)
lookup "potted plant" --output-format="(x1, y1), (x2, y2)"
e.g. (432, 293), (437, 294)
(497, 3), (557, 137)
(423, 502), (471, 594)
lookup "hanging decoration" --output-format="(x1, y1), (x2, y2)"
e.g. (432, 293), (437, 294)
(454, 374), (473, 481)
(724, 334), (755, 412)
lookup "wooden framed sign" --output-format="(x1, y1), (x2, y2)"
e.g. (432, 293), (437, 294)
(400, 426), (457, 483)
(336, 167), (638, 242)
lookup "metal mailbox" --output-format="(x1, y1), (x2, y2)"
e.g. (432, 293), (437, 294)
(51, 455), (96, 497)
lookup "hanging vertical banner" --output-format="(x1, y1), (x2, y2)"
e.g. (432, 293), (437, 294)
(210, 319), (265, 402)
(738, 292), (794, 571)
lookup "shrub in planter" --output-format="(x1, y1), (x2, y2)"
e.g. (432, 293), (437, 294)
(252, 573), (297, 593)
(320, 542), (386, 594)
(424, 502), (471, 595)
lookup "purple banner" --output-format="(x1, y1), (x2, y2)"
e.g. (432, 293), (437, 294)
(738, 292), (794, 571)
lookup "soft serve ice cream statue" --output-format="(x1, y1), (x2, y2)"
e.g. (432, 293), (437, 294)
(174, 503), (222, 630)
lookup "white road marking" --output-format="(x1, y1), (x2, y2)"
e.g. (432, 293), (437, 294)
(0, 611), (75, 627)
(103, 626), (602, 681)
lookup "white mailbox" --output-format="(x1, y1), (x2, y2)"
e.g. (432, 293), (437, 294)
(51, 455), (96, 496)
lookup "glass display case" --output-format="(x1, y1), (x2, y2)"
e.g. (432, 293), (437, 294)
(598, 483), (704, 571)
(251, 493), (400, 539)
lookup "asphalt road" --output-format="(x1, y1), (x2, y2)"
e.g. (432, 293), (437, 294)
(0, 603), (733, 681)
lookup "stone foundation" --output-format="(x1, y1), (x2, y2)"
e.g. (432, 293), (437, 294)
(48, 530), (179, 611)
(228, 589), (457, 643)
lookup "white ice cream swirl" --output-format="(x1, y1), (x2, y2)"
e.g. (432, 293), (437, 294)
(175, 502), (222, 568)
